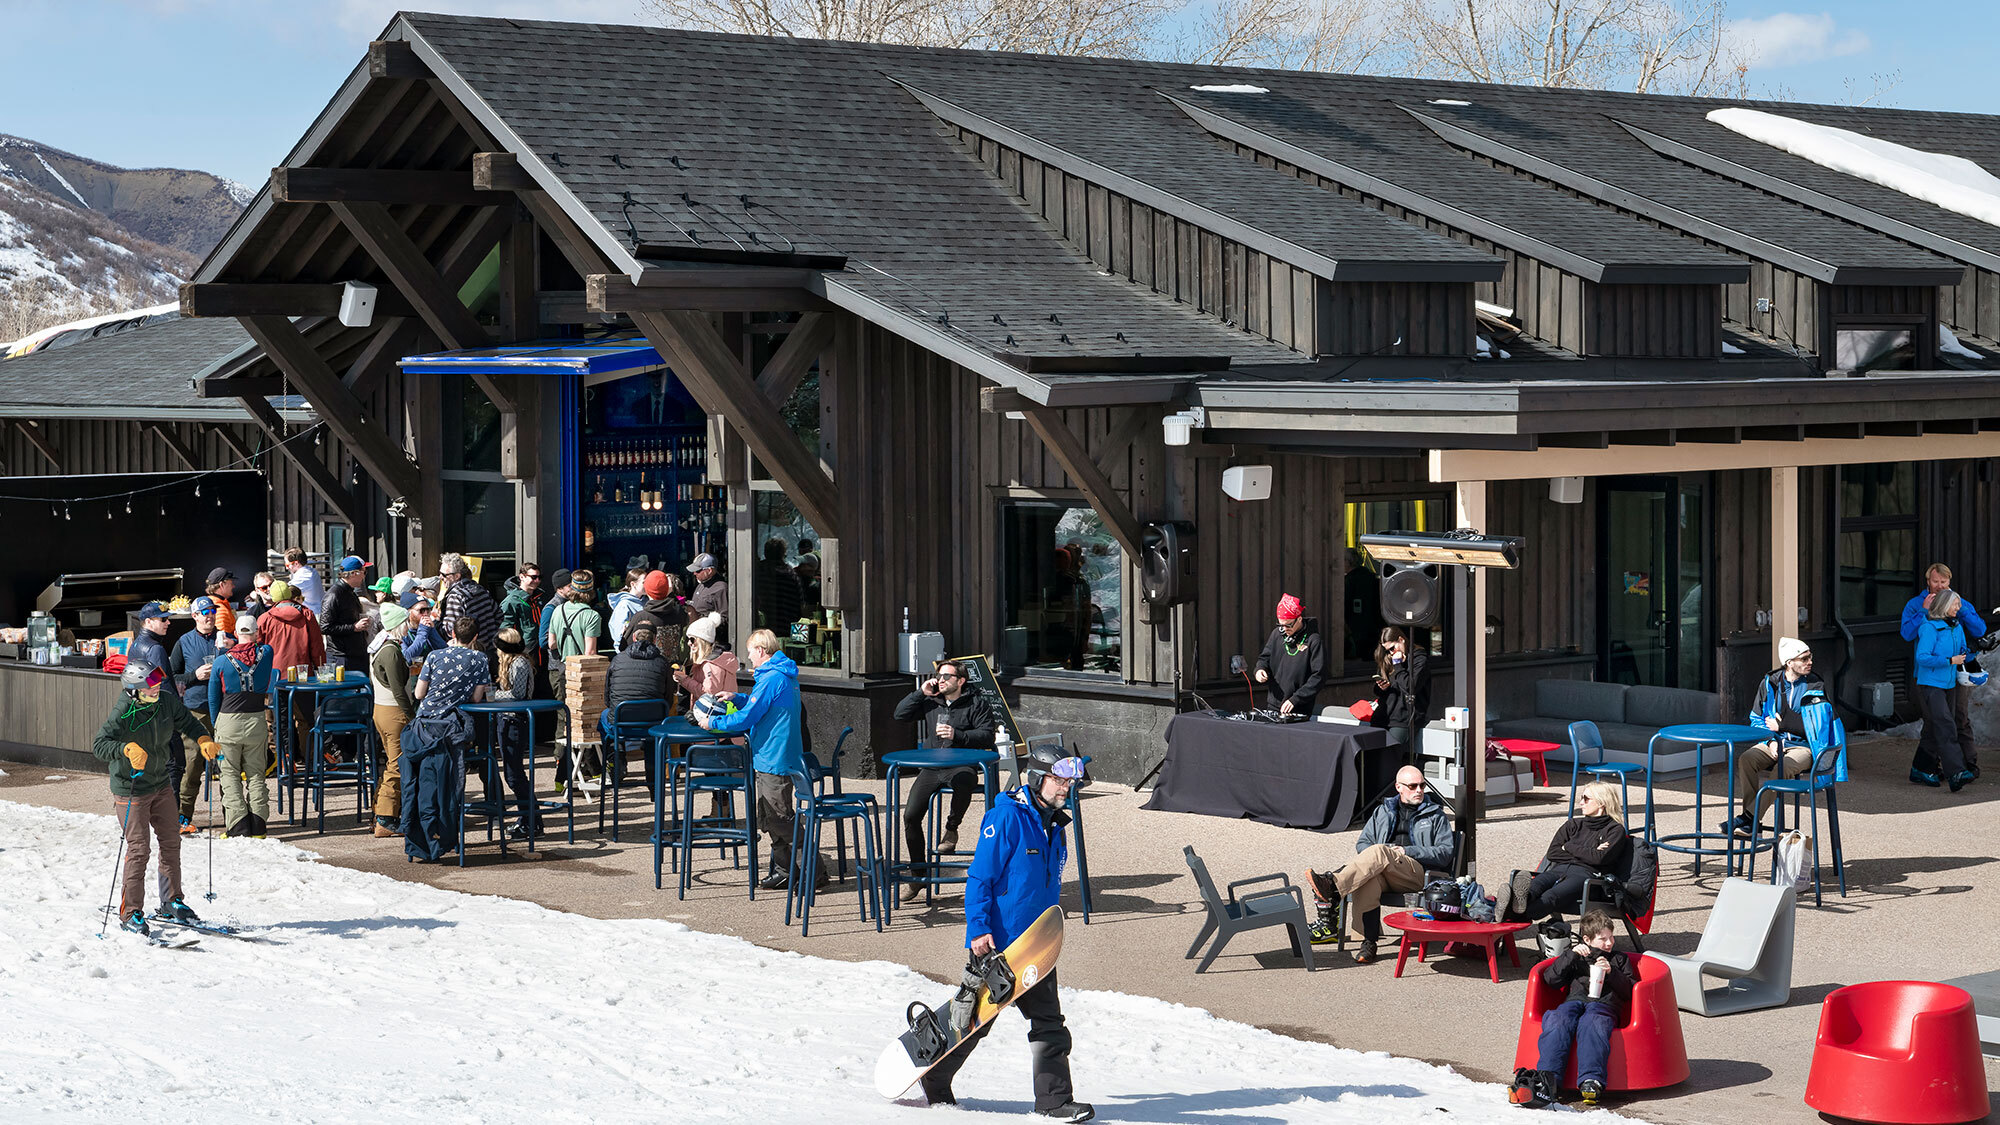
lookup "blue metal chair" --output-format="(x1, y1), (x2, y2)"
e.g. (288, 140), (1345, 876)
(1747, 735), (1848, 906)
(806, 727), (855, 877)
(1567, 720), (1651, 835)
(784, 764), (885, 935)
(598, 698), (667, 843)
(675, 741), (757, 900)
(306, 689), (375, 834)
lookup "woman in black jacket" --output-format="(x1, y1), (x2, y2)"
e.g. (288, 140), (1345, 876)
(604, 622), (671, 790)
(1497, 781), (1629, 922)
(1369, 627), (1431, 749)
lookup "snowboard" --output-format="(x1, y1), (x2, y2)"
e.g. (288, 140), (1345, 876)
(873, 905), (1064, 1100)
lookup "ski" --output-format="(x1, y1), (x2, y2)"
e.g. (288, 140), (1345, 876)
(147, 915), (277, 944)
(100, 926), (199, 950)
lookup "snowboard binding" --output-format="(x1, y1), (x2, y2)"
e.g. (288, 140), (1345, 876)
(904, 1002), (950, 1065)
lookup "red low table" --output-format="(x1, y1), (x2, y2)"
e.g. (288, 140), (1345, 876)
(1382, 911), (1529, 984)
(1489, 737), (1558, 786)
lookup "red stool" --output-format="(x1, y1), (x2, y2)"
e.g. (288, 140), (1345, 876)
(1513, 954), (1690, 1091)
(1489, 737), (1557, 786)
(1804, 981), (1989, 1124)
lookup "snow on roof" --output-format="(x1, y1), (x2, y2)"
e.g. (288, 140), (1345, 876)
(1428, 98), (1472, 106)
(1940, 324), (1986, 360)
(1708, 107), (2000, 229)
(2, 301), (178, 358)
(1190, 84), (1268, 94)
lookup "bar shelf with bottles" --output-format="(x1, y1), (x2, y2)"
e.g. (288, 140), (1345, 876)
(581, 432), (724, 578)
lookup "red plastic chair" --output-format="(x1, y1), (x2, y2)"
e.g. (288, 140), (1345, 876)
(1804, 981), (1989, 1124)
(1513, 954), (1690, 1091)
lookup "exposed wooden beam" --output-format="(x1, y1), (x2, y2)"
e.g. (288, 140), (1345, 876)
(368, 40), (426, 79)
(11, 420), (61, 472)
(437, 205), (515, 288)
(342, 318), (420, 401)
(1095, 405), (1160, 479)
(197, 375), (286, 399)
(1019, 406), (1144, 561)
(753, 312), (833, 405)
(630, 309), (841, 536)
(236, 397), (365, 529)
(587, 274), (830, 313)
(180, 282), (415, 319)
(471, 151), (538, 193)
(980, 386), (1037, 414)
(239, 314), (420, 501)
(147, 422), (201, 470)
(206, 423), (255, 465)
(271, 167), (508, 207)
(327, 201), (488, 354)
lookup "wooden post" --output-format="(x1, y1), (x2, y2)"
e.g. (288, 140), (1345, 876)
(1771, 465), (1802, 668)
(1454, 479), (1489, 876)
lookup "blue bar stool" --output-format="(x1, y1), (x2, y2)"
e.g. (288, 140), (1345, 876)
(307, 689), (375, 834)
(598, 698), (666, 843)
(648, 716), (709, 888)
(1748, 736), (1849, 905)
(805, 726), (855, 877)
(676, 741), (757, 900)
(783, 763), (884, 936)
(1567, 720), (1651, 835)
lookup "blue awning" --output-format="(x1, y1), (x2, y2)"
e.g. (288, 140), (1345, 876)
(398, 336), (664, 376)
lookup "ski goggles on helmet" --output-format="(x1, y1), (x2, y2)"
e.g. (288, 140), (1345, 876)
(1049, 756), (1089, 784)
(125, 666), (167, 692)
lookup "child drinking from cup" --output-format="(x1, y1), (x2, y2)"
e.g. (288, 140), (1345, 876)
(1509, 909), (1640, 1109)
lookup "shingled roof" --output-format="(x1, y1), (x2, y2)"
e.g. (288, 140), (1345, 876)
(0, 314), (302, 421)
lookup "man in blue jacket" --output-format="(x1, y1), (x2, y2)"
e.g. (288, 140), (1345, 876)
(1902, 563), (1987, 780)
(1727, 637), (1823, 836)
(697, 627), (806, 889)
(921, 744), (1093, 1122)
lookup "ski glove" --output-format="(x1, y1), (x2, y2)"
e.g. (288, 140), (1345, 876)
(197, 736), (220, 761)
(123, 743), (148, 771)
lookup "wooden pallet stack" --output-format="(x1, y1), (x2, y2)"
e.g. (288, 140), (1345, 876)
(565, 653), (609, 747)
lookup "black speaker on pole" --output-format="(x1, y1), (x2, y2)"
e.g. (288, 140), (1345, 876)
(1141, 521), (1196, 606)
(1379, 562), (1443, 628)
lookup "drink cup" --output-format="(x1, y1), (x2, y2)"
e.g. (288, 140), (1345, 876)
(1589, 961), (1607, 999)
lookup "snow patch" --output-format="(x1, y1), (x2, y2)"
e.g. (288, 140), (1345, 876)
(1708, 107), (2000, 229)
(1723, 341), (1746, 355)
(1474, 335), (1510, 359)
(1428, 98), (1472, 106)
(1938, 324), (1985, 360)
(1191, 83), (1269, 94)
(0, 797), (1618, 1124)
(221, 178), (257, 207)
(88, 235), (134, 257)
(1475, 299), (1513, 318)
(33, 151), (88, 209)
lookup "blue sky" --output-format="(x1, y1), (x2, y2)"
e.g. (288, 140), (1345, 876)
(1, 0), (1992, 185)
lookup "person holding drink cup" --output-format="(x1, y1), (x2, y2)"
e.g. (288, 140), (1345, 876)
(890, 660), (997, 904)
(1509, 909), (1639, 1109)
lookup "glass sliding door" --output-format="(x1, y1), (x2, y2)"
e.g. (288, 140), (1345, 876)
(1599, 477), (1710, 688)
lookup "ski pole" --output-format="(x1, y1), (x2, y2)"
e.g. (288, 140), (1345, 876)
(205, 751), (216, 903)
(98, 771), (140, 938)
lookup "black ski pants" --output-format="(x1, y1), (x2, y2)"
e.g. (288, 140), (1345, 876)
(903, 766), (977, 874)
(1524, 863), (1598, 922)
(921, 969), (1073, 1111)
(1913, 684), (1969, 779)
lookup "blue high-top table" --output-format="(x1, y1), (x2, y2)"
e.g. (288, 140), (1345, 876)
(460, 698), (568, 856)
(1646, 723), (1780, 876)
(882, 747), (1001, 911)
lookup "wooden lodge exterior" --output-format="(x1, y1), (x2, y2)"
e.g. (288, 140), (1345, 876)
(177, 15), (2000, 782)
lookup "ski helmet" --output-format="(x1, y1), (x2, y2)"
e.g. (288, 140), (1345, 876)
(691, 692), (737, 724)
(121, 659), (166, 694)
(1022, 742), (1090, 789)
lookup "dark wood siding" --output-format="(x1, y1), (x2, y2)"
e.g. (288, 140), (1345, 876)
(1583, 283), (1722, 357)
(1940, 267), (2000, 342)
(1318, 281), (1474, 356)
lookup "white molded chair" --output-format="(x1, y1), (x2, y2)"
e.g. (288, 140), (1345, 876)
(1654, 878), (1795, 1016)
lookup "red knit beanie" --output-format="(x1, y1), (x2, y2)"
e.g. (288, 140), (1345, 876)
(643, 570), (671, 600)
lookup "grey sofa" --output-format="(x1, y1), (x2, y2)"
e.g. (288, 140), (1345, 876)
(1490, 680), (1723, 769)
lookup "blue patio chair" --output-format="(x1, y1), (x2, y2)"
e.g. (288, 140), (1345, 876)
(307, 689), (375, 834)
(807, 727), (855, 878)
(598, 698), (667, 843)
(674, 741), (756, 901)
(1747, 702), (1848, 906)
(783, 765), (884, 936)
(1567, 720), (1650, 835)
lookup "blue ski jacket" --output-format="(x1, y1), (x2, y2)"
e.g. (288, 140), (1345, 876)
(1901, 594), (1985, 643)
(705, 651), (803, 777)
(964, 786), (1068, 951)
(1915, 618), (1969, 689)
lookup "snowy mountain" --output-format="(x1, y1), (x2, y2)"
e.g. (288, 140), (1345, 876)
(0, 134), (245, 344)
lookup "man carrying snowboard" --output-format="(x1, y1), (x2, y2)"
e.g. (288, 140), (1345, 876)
(92, 658), (217, 935)
(921, 744), (1095, 1122)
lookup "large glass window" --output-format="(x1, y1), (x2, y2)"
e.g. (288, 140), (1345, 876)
(753, 490), (836, 669)
(1838, 463), (1918, 620)
(999, 503), (1123, 675)
(1342, 497), (1448, 663)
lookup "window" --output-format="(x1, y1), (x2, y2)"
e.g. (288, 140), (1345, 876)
(999, 503), (1122, 675)
(753, 491), (836, 669)
(1836, 328), (1915, 372)
(1342, 497), (1448, 663)
(1838, 463), (1918, 619)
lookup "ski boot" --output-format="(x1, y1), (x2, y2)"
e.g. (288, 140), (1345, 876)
(1579, 1078), (1605, 1107)
(1308, 913), (1340, 946)
(1036, 1102), (1095, 1122)
(120, 910), (152, 937)
(178, 815), (196, 836)
(162, 897), (201, 925)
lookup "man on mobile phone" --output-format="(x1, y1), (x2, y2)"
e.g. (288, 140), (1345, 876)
(892, 661), (997, 903)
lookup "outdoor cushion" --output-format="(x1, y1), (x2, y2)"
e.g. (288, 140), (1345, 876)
(1597, 722), (1671, 755)
(1488, 716), (1577, 746)
(1624, 685), (1721, 729)
(1534, 679), (1628, 725)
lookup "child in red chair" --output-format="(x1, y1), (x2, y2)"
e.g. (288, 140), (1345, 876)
(1510, 909), (1639, 1108)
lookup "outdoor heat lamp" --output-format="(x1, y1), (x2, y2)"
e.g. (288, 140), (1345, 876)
(1359, 530), (1524, 570)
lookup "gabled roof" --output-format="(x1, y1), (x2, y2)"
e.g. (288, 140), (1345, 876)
(0, 313), (307, 421)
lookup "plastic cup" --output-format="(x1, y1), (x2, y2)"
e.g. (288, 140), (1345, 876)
(1589, 961), (1607, 999)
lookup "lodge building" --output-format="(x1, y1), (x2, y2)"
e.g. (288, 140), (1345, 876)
(18, 14), (2000, 782)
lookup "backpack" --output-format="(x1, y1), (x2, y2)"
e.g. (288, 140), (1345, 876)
(1458, 879), (1496, 922)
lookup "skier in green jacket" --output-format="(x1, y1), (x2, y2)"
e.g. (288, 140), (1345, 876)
(93, 658), (216, 935)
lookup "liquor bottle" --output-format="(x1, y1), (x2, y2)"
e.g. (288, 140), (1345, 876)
(591, 476), (604, 504)
(613, 476), (625, 504)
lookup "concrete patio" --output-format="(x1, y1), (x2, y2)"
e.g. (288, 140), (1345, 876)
(8, 731), (1997, 1124)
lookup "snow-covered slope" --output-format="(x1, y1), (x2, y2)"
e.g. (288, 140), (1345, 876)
(0, 798), (1626, 1123)
(0, 135), (247, 258)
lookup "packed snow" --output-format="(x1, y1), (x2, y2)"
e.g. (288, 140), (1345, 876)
(1190, 84), (1269, 94)
(1938, 324), (1985, 360)
(1722, 341), (1746, 355)
(1708, 107), (2000, 229)
(0, 798), (1609, 1124)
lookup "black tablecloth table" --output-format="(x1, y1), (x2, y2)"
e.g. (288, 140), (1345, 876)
(1143, 711), (1392, 832)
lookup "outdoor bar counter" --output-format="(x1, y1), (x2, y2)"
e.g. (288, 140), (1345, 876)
(0, 661), (127, 771)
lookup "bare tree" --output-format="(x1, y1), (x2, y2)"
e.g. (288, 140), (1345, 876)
(1388, 0), (1747, 94)
(641, 0), (1177, 54)
(1175, 0), (1393, 72)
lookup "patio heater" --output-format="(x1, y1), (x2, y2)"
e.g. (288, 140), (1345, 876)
(1357, 530), (1524, 877)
